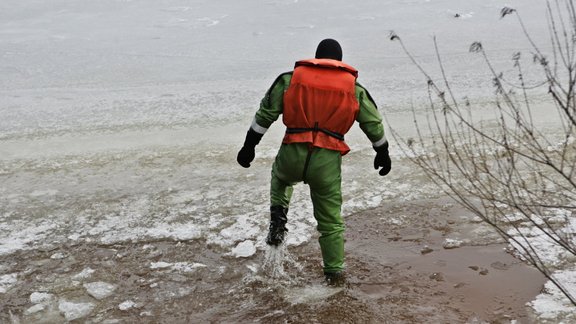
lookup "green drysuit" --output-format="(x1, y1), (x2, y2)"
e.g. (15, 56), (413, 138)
(251, 72), (386, 273)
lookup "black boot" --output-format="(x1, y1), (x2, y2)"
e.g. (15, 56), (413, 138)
(324, 271), (346, 287)
(266, 206), (288, 246)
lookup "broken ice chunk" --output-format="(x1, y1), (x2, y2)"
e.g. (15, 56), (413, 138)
(58, 300), (95, 321)
(84, 281), (117, 300)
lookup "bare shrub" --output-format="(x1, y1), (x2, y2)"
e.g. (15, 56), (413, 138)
(388, 0), (576, 305)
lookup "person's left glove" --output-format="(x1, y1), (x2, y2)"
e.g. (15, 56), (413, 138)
(237, 129), (263, 168)
(373, 141), (392, 176)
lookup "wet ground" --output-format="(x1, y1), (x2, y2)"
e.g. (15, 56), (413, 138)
(0, 197), (546, 323)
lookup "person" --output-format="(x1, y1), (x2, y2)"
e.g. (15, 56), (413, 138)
(236, 38), (391, 285)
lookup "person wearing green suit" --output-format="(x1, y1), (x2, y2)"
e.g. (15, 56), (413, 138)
(237, 39), (391, 285)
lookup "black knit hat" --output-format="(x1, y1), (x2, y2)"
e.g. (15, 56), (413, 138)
(315, 39), (342, 61)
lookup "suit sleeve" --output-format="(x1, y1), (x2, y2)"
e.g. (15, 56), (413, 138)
(250, 72), (292, 134)
(355, 83), (387, 147)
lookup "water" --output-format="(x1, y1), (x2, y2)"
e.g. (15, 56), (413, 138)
(261, 244), (301, 280)
(0, 0), (570, 322)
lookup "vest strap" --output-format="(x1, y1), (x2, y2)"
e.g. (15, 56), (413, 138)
(285, 127), (344, 141)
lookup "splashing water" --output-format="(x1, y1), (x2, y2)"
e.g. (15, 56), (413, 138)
(261, 243), (303, 283)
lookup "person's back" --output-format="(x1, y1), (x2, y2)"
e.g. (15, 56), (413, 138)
(237, 38), (392, 286)
(283, 58), (359, 155)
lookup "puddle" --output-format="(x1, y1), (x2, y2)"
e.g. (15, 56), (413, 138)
(345, 198), (547, 322)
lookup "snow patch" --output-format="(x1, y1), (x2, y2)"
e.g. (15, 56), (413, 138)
(507, 226), (575, 268)
(528, 269), (576, 322)
(508, 209), (576, 321)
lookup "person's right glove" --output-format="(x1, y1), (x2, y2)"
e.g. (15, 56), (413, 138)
(373, 141), (391, 176)
(236, 128), (263, 168)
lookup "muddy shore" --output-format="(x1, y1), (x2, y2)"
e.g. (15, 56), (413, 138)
(0, 197), (545, 323)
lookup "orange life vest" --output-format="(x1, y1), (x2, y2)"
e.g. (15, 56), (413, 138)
(282, 58), (359, 155)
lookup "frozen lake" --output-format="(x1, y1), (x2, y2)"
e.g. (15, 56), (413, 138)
(1, 0), (573, 322)
(0, 0), (556, 250)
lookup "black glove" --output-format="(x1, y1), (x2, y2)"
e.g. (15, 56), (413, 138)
(237, 129), (263, 168)
(373, 141), (391, 176)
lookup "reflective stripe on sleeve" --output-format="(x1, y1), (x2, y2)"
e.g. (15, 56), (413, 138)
(372, 135), (388, 148)
(251, 118), (268, 135)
